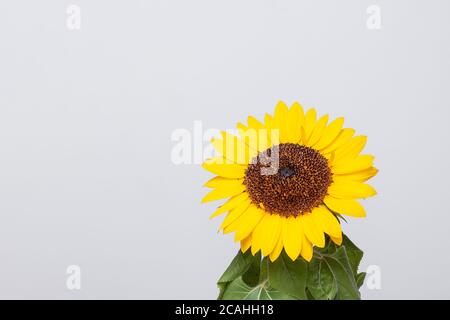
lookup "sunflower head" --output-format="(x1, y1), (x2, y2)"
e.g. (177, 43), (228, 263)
(202, 101), (377, 262)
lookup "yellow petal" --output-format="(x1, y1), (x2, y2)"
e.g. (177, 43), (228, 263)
(251, 239), (260, 255)
(269, 235), (284, 262)
(220, 200), (251, 231)
(314, 117), (345, 150)
(232, 206), (265, 241)
(202, 158), (247, 178)
(213, 131), (257, 165)
(236, 116), (269, 156)
(301, 213), (325, 248)
(242, 124), (273, 154)
(253, 130), (272, 154)
(201, 180), (246, 203)
(286, 102), (304, 143)
(236, 122), (247, 135)
(210, 137), (238, 164)
(268, 128), (280, 148)
(324, 196), (366, 217)
(209, 192), (249, 219)
(263, 216), (283, 257)
(238, 130), (261, 160)
(333, 135), (367, 162)
(310, 206), (342, 238)
(328, 181), (377, 199)
(330, 234), (343, 245)
(241, 234), (252, 253)
(223, 204), (253, 235)
(204, 176), (244, 188)
(300, 235), (313, 262)
(264, 114), (280, 147)
(333, 167), (379, 183)
(252, 214), (282, 257)
(282, 217), (303, 261)
(264, 113), (274, 128)
(332, 155), (374, 174)
(274, 101), (289, 143)
(321, 128), (355, 154)
(307, 114), (329, 147)
(247, 116), (265, 130)
(302, 108), (317, 144)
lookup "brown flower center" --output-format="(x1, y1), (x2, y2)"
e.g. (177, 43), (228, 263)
(244, 143), (332, 217)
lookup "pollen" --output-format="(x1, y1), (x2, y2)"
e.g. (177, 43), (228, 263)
(244, 143), (332, 217)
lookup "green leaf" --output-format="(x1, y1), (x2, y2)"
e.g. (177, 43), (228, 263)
(218, 250), (257, 283)
(314, 236), (337, 255)
(267, 251), (308, 300)
(221, 277), (295, 300)
(341, 235), (363, 276)
(242, 252), (261, 287)
(217, 250), (260, 299)
(261, 286), (296, 300)
(356, 272), (366, 289)
(218, 235), (364, 300)
(307, 257), (338, 300)
(217, 283), (228, 300)
(307, 235), (364, 300)
(324, 247), (360, 300)
(305, 288), (316, 300)
(259, 257), (268, 283)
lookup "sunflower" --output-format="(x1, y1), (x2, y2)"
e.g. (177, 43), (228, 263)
(202, 101), (377, 262)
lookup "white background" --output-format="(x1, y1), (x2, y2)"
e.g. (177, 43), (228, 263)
(0, 0), (449, 299)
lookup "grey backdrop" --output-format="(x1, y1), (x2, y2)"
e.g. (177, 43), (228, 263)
(1, 0), (449, 299)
